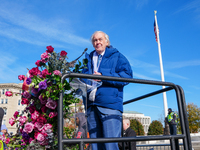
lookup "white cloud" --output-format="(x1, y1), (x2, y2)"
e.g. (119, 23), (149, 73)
(133, 72), (158, 81)
(165, 60), (200, 69)
(141, 104), (161, 108)
(174, 0), (200, 14)
(0, 2), (90, 48)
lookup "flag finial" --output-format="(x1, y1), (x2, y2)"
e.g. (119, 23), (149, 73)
(154, 10), (157, 15)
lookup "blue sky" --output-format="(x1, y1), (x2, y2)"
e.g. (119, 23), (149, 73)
(0, 0), (200, 123)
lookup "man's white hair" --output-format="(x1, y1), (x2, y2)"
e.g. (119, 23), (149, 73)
(123, 118), (130, 127)
(90, 31), (110, 46)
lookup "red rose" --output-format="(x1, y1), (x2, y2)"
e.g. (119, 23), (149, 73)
(41, 106), (47, 113)
(29, 67), (40, 78)
(18, 75), (25, 81)
(35, 60), (41, 67)
(14, 111), (19, 119)
(46, 45), (54, 53)
(41, 69), (51, 78)
(60, 51), (67, 57)
(29, 106), (36, 114)
(21, 98), (29, 105)
(37, 115), (47, 124)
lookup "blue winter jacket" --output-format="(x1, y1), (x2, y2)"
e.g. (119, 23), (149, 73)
(82, 46), (133, 112)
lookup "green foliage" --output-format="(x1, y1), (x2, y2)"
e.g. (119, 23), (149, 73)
(130, 119), (145, 136)
(176, 112), (182, 134)
(177, 103), (200, 133)
(148, 120), (163, 135)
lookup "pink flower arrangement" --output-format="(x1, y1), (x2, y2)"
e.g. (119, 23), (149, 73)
(5, 45), (88, 149)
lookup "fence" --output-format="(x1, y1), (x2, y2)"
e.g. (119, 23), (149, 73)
(137, 143), (184, 150)
(58, 73), (192, 150)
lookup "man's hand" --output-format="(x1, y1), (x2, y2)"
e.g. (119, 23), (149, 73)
(93, 71), (102, 81)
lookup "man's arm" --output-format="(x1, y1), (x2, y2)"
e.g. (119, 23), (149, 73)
(101, 53), (133, 87)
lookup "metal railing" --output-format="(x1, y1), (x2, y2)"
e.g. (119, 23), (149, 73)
(58, 73), (192, 150)
(137, 143), (184, 150)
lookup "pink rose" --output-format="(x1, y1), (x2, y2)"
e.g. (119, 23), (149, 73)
(41, 52), (50, 63)
(19, 116), (27, 124)
(49, 112), (57, 118)
(53, 70), (62, 77)
(18, 75), (25, 81)
(5, 91), (13, 97)
(21, 98), (29, 105)
(35, 60), (41, 67)
(45, 98), (57, 110)
(60, 50), (67, 57)
(42, 123), (52, 132)
(34, 122), (44, 131)
(41, 69), (51, 78)
(46, 45), (54, 53)
(23, 91), (31, 99)
(9, 118), (15, 126)
(31, 110), (40, 121)
(23, 122), (34, 133)
(39, 138), (48, 146)
(34, 132), (46, 142)
(14, 111), (19, 119)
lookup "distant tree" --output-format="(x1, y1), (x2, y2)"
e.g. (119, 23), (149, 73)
(148, 120), (163, 135)
(176, 112), (181, 134)
(130, 119), (145, 136)
(177, 103), (200, 133)
(187, 103), (200, 133)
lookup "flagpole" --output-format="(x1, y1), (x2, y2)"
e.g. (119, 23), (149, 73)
(154, 10), (168, 117)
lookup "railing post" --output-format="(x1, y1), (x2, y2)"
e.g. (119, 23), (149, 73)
(170, 138), (176, 150)
(79, 141), (84, 150)
(58, 75), (66, 150)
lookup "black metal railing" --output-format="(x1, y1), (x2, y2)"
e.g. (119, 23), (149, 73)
(137, 143), (184, 150)
(58, 73), (192, 150)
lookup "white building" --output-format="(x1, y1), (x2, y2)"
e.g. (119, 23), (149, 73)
(123, 111), (151, 135)
(0, 83), (25, 134)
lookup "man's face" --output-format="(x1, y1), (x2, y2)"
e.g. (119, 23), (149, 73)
(92, 32), (109, 55)
(123, 120), (128, 130)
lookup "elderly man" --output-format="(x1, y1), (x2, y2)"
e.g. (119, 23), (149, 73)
(118, 119), (136, 150)
(82, 31), (133, 150)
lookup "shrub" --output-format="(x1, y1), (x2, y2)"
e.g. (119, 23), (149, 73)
(130, 119), (145, 136)
(148, 120), (163, 135)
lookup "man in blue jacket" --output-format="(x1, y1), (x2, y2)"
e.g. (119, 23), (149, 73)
(82, 31), (133, 150)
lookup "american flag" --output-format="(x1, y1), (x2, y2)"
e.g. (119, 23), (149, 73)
(154, 20), (159, 42)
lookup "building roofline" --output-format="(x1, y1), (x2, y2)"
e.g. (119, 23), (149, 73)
(123, 110), (143, 114)
(0, 83), (22, 89)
